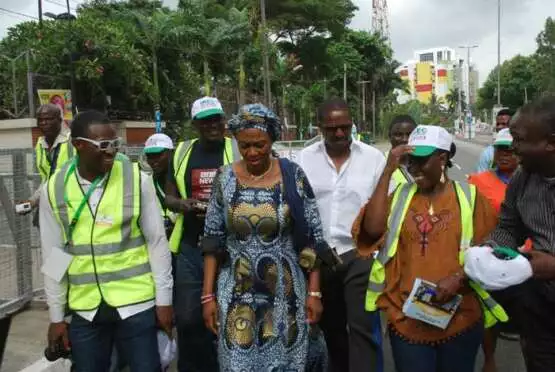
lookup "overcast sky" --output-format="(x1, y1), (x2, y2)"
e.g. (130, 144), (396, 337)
(1, 0), (554, 84)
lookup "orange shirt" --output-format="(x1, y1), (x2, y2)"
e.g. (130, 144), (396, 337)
(468, 171), (532, 252)
(353, 183), (498, 343)
(468, 171), (507, 213)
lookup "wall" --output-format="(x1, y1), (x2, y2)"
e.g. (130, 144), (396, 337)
(0, 119), (34, 149)
(0, 119), (158, 148)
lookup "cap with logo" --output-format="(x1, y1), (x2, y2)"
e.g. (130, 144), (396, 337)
(493, 128), (513, 147)
(191, 96), (225, 120)
(144, 133), (174, 154)
(408, 125), (453, 157)
(463, 246), (533, 291)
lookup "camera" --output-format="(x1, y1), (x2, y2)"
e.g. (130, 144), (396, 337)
(44, 344), (71, 362)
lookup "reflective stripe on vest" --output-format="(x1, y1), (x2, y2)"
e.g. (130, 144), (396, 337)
(35, 138), (74, 182)
(392, 168), (410, 185)
(168, 137), (239, 253)
(365, 181), (508, 328)
(48, 154), (155, 311)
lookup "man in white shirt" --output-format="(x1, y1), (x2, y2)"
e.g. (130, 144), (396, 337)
(40, 111), (173, 371)
(297, 98), (386, 372)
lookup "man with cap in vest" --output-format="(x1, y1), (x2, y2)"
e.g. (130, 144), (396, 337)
(39, 110), (173, 372)
(17, 104), (74, 217)
(144, 133), (176, 238)
(165, 96), (240, 372)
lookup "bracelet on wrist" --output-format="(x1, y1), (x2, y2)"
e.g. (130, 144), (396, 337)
(308, 291), (322, 299)
(201, 294), (216, 305)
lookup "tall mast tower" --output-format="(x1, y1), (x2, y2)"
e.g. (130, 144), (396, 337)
(372, 0), (390, 41)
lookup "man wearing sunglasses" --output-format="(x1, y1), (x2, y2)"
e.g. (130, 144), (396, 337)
(39, 110), (173, 371)
(298, 98), (386, 372)
(165, 96), (240, 372)
(17, 104), (74, 217)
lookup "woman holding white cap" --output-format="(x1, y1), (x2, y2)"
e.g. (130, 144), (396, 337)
(352, 125), (502, 372)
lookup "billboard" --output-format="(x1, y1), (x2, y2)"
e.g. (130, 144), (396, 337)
(37, 89), (73, 121)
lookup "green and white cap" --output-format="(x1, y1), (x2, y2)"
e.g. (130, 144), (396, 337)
(144, 133), (174, 154)
(191, 96), (224, 120)
(493, 128), (513, 147)
(408, 125), (453, 157)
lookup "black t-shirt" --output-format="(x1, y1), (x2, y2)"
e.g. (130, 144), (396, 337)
(167, 140), (226, 248)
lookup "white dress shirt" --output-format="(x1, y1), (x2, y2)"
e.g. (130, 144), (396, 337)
(39, 168), (173, 323)
(298, 139), (386, 255)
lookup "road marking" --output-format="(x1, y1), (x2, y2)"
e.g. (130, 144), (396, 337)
(454, 163), (462, 171)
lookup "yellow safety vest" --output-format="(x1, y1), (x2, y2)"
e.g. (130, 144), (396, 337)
(35, 136), (74, 182)
(365, 181), (508, 328)
(47, 154), (155, 311)
(168, 137), (239, 253)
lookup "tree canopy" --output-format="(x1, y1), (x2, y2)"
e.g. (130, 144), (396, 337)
(478, 17), (555, 111)
(0, 0), (400, 139)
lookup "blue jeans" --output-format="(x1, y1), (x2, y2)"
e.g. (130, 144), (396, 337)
(173, 243), (218, 372)
(389, 323), (483, 372)
(69, 306), (160, 372)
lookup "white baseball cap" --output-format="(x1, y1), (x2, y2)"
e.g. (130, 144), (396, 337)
(494, 128), (513, 147)
(463, 246), (532, 291)
(408, 125), (453, 157)
(144, 133), (174, 154)
(191, 96), (224, 120)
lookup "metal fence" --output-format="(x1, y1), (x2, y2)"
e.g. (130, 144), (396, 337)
(0, 148), (41, 319)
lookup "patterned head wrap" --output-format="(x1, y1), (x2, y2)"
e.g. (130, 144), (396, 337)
(228, 103), (282, 142)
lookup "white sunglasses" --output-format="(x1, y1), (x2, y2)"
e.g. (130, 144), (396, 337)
(75, 137), (123, 151)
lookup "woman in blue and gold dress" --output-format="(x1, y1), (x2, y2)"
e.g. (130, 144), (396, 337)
(201, 104), (332, 371)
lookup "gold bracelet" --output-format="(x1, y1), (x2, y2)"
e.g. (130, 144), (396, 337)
(308, 291), (322, 299)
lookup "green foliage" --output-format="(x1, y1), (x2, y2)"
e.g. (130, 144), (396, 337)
(0, 0), (399, 141)
(478, 17), (555, 111)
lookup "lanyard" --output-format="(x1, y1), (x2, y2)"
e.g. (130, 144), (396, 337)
(63, 160), (103, 244)
(154, 180), (167, 215)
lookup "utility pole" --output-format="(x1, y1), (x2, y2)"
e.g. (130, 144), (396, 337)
(497, 0), (501, 106)
(260, 0), (272, 109)
(26, 51), (35, 118)
(38, 0), (43, 25)
(65, 0), (70, 14)
(457, 59), (463, 131)
(357, 80), (371, 129)
(343, 63), (347, 101)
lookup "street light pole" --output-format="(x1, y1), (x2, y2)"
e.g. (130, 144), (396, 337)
(357, 80), (371, 128)
(497, 0), (501, 106)
(260, 0), (272, 109)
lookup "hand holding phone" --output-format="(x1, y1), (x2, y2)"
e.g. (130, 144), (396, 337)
(15, 202), (33, 215)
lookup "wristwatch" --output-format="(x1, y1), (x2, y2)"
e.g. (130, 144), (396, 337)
(308, 291), (322, 299)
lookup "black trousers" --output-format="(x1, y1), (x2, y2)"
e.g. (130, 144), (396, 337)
(491, 279), (555, 372)
(0, 315), (12, 370)
(319, 250), (379, 372)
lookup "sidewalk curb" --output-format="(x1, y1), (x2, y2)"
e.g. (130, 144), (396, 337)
(18, 358), (71, 372)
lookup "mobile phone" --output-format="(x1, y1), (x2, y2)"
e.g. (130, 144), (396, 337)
(15, 202), (32, 214)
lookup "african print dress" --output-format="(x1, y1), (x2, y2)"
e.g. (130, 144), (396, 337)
(202, 163), (328, 372)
